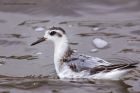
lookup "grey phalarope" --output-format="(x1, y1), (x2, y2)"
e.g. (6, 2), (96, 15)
(31, 26), (138, 80)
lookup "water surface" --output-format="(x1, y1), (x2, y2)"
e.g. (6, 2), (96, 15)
(0, 0), (140, 93)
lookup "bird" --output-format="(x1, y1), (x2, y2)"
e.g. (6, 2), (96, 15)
(31, 26), (138, 80)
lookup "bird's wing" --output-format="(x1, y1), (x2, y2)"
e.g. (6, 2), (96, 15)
(89, 62), (138, 74)
(67, 53), (138, 73)
(67, 53), (111, 72)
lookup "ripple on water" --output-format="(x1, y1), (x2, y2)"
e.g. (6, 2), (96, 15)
(0, 75), (130, 92)
(0, 34), (28, 39)
(131, 30), (140, 35)
(76, 32), (128, 38)
(0, 40), (25, 46)
(18, 20), (50, 26)
(0, 55), (38, 60)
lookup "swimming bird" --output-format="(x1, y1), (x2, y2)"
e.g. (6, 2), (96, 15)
(31, 26), (138, 80)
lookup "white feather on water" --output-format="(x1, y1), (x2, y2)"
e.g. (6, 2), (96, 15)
(93, 38), (108, 49)
(34, 27), (45, 32)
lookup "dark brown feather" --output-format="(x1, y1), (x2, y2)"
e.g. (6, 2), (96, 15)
(49, 26), (65, 34)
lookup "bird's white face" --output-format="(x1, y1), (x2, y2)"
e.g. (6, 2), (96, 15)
(44, 29), (64, 41)
(31, 27), (66, 46)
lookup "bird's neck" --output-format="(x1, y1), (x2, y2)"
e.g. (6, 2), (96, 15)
(53, 36), (72, 74)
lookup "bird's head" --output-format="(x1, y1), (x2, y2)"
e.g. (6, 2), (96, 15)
(31, 26), (66, 46)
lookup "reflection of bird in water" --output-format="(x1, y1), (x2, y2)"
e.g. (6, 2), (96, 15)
(31, 26), (138, 80)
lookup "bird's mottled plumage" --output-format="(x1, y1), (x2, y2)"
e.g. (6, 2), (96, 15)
(60, 50), (138, 74)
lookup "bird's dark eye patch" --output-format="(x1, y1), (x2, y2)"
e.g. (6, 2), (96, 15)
(50, 31), (56, 36)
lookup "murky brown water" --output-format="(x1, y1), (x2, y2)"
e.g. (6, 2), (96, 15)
(0, 0), (140, 93)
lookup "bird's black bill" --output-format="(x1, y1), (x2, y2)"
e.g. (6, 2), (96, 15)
(31, 37), (46, 46)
